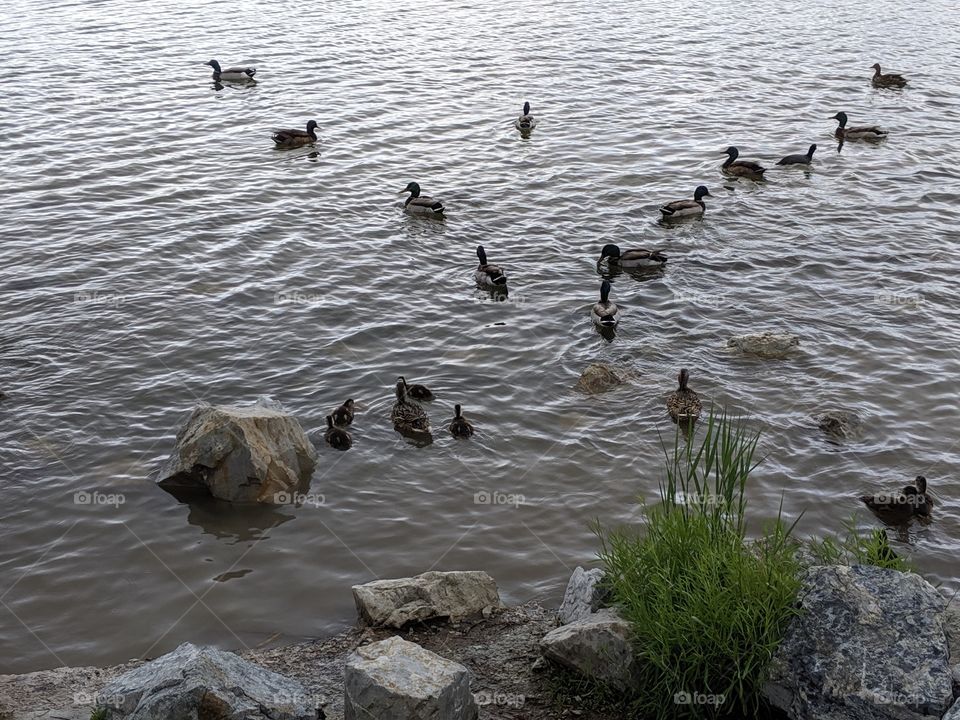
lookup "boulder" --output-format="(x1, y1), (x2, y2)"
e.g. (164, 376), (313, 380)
(344, 636), (477, 720)
(96, 642), (322, 719)
(574, 363), (625, 394)
(158, 401), (317, 503)
(763, 565), (953, 720)
(816, 410), (862, 442)
(353, 571), (501, 628)
(727, 332), (800, 359)
(558, 567), (607, 625)
(539, 608), (638, 692)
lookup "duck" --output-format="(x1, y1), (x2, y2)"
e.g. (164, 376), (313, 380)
(777, 144), (817, 166)
(399, 376), (434, 402)
(659, 185), (711, 219)
(871, 63), (907, 88)
(391, 379), (431, 436)
(721, 147), (766, 180)
(831, 112), (887, 141)
(914, 475), (934, 508)
(860, 485), (929, 523)
(475, 245), (508, 288)
(324, 416), (352, 451)
(272, 120), (319, 148)
(205, 59), (256, 82)
(515, 102), (536, 130)
(399, 182), (445, 214)
(665, 369), (702, 425)
(331, 398), (354, 426)
(449, 404), (475, 438)
(591, 280), (619, 327)
(597, 243), (667, 268)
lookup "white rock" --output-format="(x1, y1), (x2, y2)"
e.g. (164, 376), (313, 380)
(353, 571), (502, 628)
(539, 608), (638, 692)
(558, 567), (607, 625)
(727, 332), (800, 359)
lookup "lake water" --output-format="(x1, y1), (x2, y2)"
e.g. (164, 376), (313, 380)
(1, 0), (959, 674)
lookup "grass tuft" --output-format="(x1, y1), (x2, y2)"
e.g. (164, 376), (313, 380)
(808, 517), (912, 572)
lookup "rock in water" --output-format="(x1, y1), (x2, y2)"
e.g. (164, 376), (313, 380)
(158, 402), (317, 503)
(764, 565), (953, 720)
(97, 642), (323, 719)
(574, 363), (625, 394)
(344, 636), (478, 720)
(539, 608), (638, 692)
(558, 567), (608, 624)
(727, 332), (800, 359)
(352, 571), (502, 628)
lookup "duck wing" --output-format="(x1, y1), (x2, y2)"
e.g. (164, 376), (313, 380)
(734, 159), (766, 172)
(408, 196), (445, 212)
(222, 66), (256, 77)
(620, 248), (667, 263)
(660, 199), (698, 214)
(272, 128), (310, 143)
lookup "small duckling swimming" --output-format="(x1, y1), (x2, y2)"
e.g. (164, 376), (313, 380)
(515, 102), (536, 130)
(331, 399), (354, 426)
(205, 59), (256, 82)
(659, 185), (711, 219)
(665, 369), (702, 425)
(475, 246), (508, 288)
(777, 144), (817, 166)
(399, 182), (445, 215)
(391, 379), (431, 437)
(721, 147), (766, 180)
(448, 404), (474, 438)
(324, 415), (352, 451)
(272, 120), (319, 148)
(871, 63), (907, 88)
(591, 280), (619, 327)
(597, 244), (667, 268)
(831, 112), (888, 141)
(399, 376), (434, 402)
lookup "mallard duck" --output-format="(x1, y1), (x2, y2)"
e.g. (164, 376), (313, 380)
(391, 380), (431, 436)
(331, 398), (354, 426)
(399, 376), (434, 402)
(597, 244), (667, 268)
(871, 63), (907, 88)
(449, 404), (474, 438)
(721, 147), (766, 180)
(659, 186), (711, 219)
(591, 280), (619, 327)
(515, 102), (536, 130)
(205, 59), (256, 82)
(777, 144), (817, 166)
(831, 112), (887, 141)
(475, 246), (508, 288)
(399, 182), (444, 214)
(860, 485), (929, 523)
(914, 475), (934, 508)
(665, 369), (702, 424)
(272, 120), (319, 148)
(324, 415), (352, 451)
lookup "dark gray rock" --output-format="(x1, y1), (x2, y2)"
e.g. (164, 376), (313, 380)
(539, 608), (638, 692)
(558, 567), (607, 625)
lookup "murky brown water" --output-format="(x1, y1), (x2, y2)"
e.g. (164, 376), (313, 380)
(2, 0), (959, 675)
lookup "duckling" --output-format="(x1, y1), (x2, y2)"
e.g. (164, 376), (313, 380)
(324, 415), (352, 451)
(591, 280), (619, 327)
(665, 369), (702, 425)
(777, 144), (817, 166)
(391, 379), (431, 436)
(399, 182), (445, 214)
(721, 147), (766, 180)
(831, 112), (887, 141)
(205, 59), (256, 82)
(914, 475), (934, 508)
(399, 376), (434, 402)
(475, 245), (508, 288)
(449, 404), (474, 438)
(272, 120), (319, 148)
(659, 185), (711, 219)
(871, 63), (907, 88)
(331, 398), (354, 426)
(860, 485), (929, 523)
(515, 102), (536, 130)
(597, 244), (667, 268)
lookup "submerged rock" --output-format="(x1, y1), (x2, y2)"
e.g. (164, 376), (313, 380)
(344, 636), (478, 720)
(353, 571), (502, 628)
(727, 332), (800, 359)
(574, 363), (626, 394)
(157, 401), (317, 503)
(97, 642), (322, 719)
(539, 608), (638, 692)
(764, 565), (953, 720)
(558, 567), (608, 625)
(816, 410), (862, 442)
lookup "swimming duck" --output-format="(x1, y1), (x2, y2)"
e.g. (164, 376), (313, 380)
(831, 112), (887, 141)
(516, 102), (536, 130)
(597, 244), (667, 268)
(591, 280), (619, 327)
(399, 182), (445, 214)
(871, 63), (907, 88)
(475, 246), (508, 288)
(860, 485), (929, 523)
(399, 376), (434, 402)
(205, 59), (256, 82)
(449, 404), (474, 438)
(324, 415), (352, 451)
(665, 369), (702, 425)
(777, 144), (817, 166)
(331, 398), (354, 426)
(272, 120), (319, 148)
(914, 475), (934, 508)
(721, 147), (766, 180)
(659, 186), (711, 219)
(391, 380), (431, 436)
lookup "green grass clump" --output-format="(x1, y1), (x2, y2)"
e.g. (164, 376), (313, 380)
(808, 517), (912, 572)
(596, 410), (802, 719)
(89, 708), (108, 720)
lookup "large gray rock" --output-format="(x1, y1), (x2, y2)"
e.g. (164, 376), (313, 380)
(764, 565), (953, 720)
(96, 642), (322, 719)
(344, 636), (478, 720)
(539, 608), (638, 692)
(158, 401), (317, 503)
(727, 331), (800, 359)
(558, 567), (607, 625)
(353, 571), (502, 628)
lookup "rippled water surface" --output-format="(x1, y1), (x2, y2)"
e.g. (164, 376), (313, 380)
(2, 0), (960, 674)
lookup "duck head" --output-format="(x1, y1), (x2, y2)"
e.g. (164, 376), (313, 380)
(598, 244), (621, 263)
(522, 101), (530, 115)
(399, 181), (421, 197)
(694, 185), (711, 201)
(831, 112), (848, 128)
(205, 59), (222, 72)
(454, 404), (463, 417)
(599, 279), (612, 303)
(722, 146), (739, 160)
(476, 245), (488, 265)
(914, 475), (927, 494)
(395, 379), (407, 401)
(306, 119), (319, 132)
(677, 368), (690, 390)
(871, 63), (882, 73)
